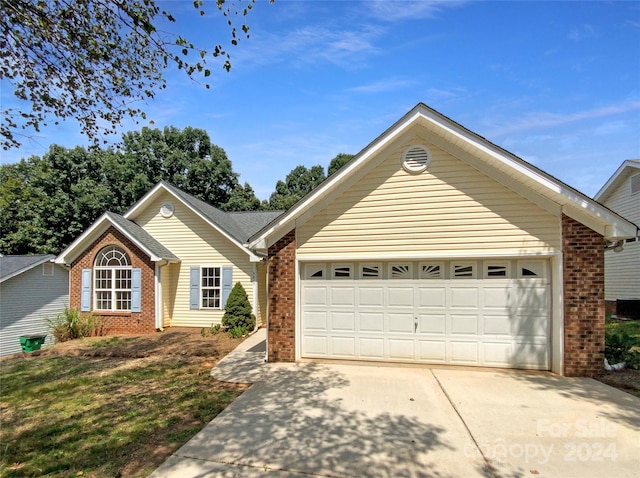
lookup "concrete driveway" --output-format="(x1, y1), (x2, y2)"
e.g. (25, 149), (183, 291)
(151, 332), (640, 478)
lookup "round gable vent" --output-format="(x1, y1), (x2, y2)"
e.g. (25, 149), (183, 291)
(160, 202), (174, 218)
(402, 145), (431, 173)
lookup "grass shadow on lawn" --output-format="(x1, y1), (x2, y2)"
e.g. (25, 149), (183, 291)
(0, 332), (247, 477)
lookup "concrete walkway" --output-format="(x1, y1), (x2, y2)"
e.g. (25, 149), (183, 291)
(151, 332), (640, 477)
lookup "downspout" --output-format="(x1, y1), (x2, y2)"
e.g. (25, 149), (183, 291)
(252, 262), (258, 332)
(155, 260), (168, 331)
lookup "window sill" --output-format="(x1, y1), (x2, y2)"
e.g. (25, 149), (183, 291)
(93, 311), (133, 316)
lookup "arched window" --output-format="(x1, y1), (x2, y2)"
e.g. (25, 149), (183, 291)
(94, 246), (132, 311)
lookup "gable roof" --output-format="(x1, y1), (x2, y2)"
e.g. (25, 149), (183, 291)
(56, 181), (284, 265)
(1, 254), (56, 282)
(249, 103), (638, 249)
(55, 212), (180, 265)
(125, 181), (282, 255)
(594, 159), (640, 203)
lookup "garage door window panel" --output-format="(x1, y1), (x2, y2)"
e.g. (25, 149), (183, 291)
(332, 264), (353, 279)
(419, 262), (444, 279)
(390, 263), (413, 279)
(484, 262), (510, 279)
(305, 264), (326, 280)
(452, 262), (477, 279)
(360, 263), (381, 279)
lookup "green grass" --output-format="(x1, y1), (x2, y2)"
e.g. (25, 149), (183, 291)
(0, 355), (245, 477)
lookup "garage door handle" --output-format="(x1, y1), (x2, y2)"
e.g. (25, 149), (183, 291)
(414, 316), (418, 333)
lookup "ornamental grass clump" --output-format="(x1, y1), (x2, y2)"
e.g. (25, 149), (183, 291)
(48, 307), (102, 342)
(221, 282), (256, 338)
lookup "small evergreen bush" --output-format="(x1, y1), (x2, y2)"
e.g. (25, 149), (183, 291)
(222, 282), (256, 337)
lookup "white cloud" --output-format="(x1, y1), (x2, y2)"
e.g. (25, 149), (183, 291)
(487, 101), (640, 137)
(365, 0), (467, 22)
(347, 77), (419, 94)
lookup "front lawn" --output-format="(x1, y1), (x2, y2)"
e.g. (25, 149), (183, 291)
(0, 329), (247, 477)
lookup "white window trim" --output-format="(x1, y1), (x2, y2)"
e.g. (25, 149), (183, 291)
(94, 246), (132, 311)
(200, 265), (222, 309)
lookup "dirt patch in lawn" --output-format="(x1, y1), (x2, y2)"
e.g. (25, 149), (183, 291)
(20, 326), (242, 360)
(0, 328), (250, 478)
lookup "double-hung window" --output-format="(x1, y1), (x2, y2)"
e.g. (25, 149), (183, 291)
(201, 267), (221, 308)
(94, 246), (132, 311)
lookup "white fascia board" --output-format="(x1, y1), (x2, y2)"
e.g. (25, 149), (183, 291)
(594, 160), (640, 202)
(122, 181), (166, 220)
(126, 181), (258, 260)
(55, 213), (164, 265)
(55, 213), (111, 264)
(418, 108), (638, 238)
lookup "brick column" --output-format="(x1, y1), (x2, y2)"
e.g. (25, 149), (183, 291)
(267, 230), (296, 362)
(562, 214), (605, 377)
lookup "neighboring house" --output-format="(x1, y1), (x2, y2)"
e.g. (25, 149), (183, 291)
(248, 103), (637, 377)
(0, 254), (69, 356)
(594, 159), (640, 317)
(55, 181), (281, 334)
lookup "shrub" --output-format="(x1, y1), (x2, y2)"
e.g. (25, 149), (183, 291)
(605, 330), (640, 370)
(221, 282), (256, 337)
(48, 308), (102, 342)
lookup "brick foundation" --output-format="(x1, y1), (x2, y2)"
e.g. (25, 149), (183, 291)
(562, 214), (605, 377)
(267, 230), (296, 362)
(69, 227), (156, 335)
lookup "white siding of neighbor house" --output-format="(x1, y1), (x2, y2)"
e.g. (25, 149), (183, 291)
(601, 170), (640, 300)
(0, 264), (69, 356)
(134, 191), (255, 328)
(297, 140), (561, 259)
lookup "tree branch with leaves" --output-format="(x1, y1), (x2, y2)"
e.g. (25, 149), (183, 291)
(0, 0), (268, 149)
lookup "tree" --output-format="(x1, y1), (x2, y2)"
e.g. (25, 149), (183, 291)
(328, 153), (353, 175)
(0, 125), (255, 255)
(222, 282), (256, 337)
(1, 0), (268, 149)
(268, 164), (326, 210)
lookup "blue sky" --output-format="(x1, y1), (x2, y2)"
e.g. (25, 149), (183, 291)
(1, 0), (639, 200)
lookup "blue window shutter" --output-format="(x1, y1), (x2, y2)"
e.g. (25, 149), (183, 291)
(221, 267), (233, 308)
(131, 268), (141, 312)
(190, 267), (200, 310)
(81, 269), (91, 311)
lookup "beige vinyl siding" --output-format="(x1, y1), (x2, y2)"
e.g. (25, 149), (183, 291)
(0, 265), (68, 356)
(601, 172), (640, 300)
(297, 143), (561, 259)
(135, 191), (254, 328)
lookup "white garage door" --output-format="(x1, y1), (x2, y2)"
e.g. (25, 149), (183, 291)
(301, 260), (550, 369)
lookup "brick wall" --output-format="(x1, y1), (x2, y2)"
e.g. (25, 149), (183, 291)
(69, 227), (156, 334)
(562, 214), (605, 377)
(267, 229), (296, 362)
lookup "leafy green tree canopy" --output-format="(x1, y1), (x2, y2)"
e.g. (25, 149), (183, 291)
(0, 125), (260, 255)
(267, 164), (326, 210)
(328, 153), (354, 175)
(0, 0), (267, 149)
